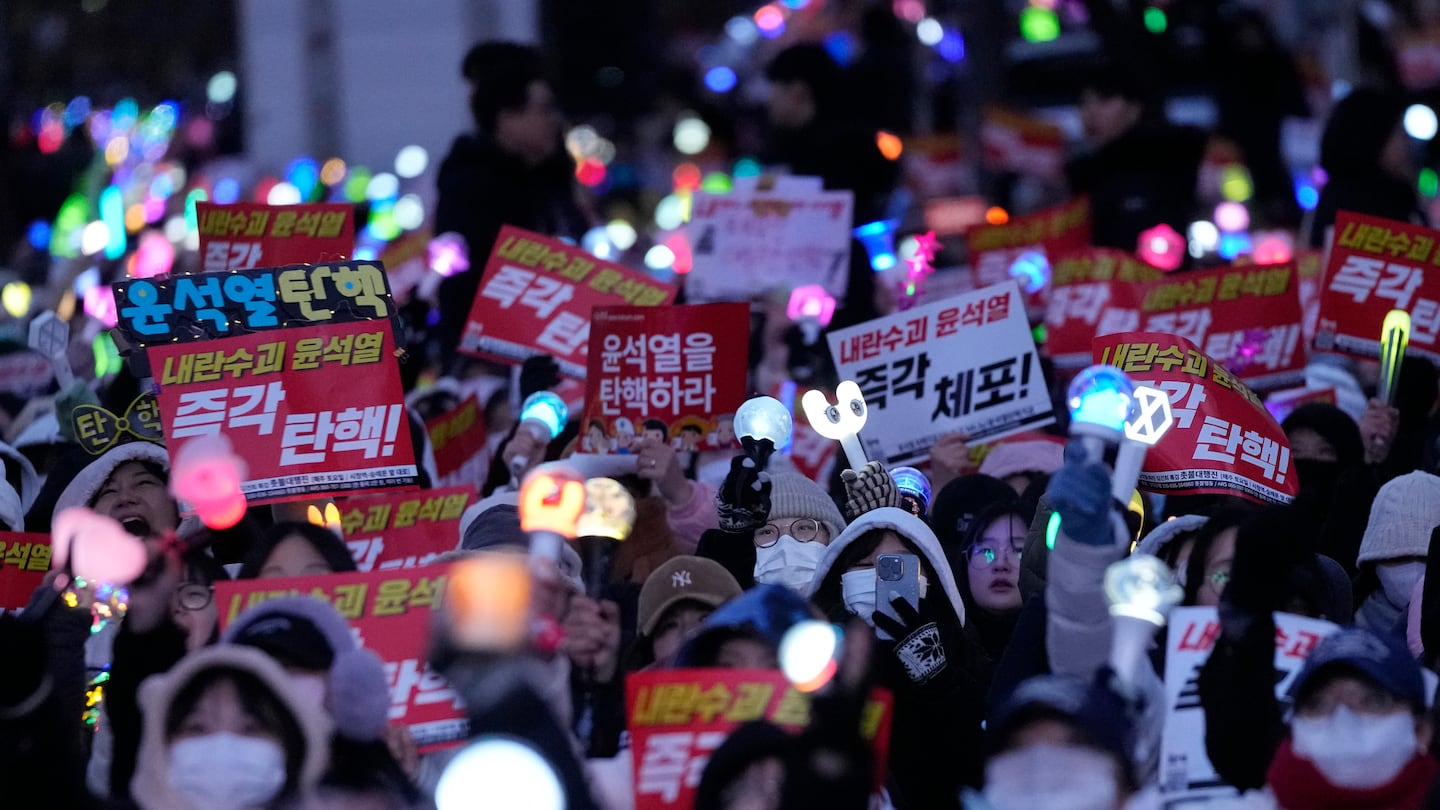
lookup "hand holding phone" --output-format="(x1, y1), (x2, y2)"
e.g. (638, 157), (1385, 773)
(875, 552), (922, 641)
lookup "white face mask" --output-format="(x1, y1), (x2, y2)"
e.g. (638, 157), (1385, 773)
(983, 743), (1121, 810)
(169, 732), (287, 809)
(1291, 706), (1419, 788)
(841, 569), (877, 624)
(753, 535), (828, 593)
(1376, 561), (1426, 606)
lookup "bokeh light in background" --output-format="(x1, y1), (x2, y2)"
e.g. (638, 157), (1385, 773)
(1405, 104), (1439, 141)
(1213, 201), (1249, 233)
(673, 116), (711, 155)
(394, 145), (429, 178)
(704, 66), (737, 93)
(1019, 6), (1061, 43)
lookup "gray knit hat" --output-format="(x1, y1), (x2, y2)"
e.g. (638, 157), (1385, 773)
(766, 471), (846, 539)
(1358, 471), (1440, 565)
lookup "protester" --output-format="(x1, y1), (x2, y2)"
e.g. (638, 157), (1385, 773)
(1307, 87), (1424, 248)
(130, 644), (332, 810)
(628, 555), (743, 670)
(237, 521), (360, 580)
(1353, 472), (1440, 635)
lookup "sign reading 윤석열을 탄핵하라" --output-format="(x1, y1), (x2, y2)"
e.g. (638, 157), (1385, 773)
(113, 261), (418, 503)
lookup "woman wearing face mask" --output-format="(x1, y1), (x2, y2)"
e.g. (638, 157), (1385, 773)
(742, 471), (847, 593)
(130, 644), (331, 810)
(972, 674), (1146, 810)
(1353, 472), (1440, 635)
(808, 505), (986, 808)
(1262, 627), (1438, 809)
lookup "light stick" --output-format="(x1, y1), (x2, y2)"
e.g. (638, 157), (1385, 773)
(519, 465), (586, 567)
(511, 392), (568, 476)
(1105, 554), (1182, 692)
(1379, 309), (1411, 407)
(801, 380), (869, 472)
(734, 395), (792, 469)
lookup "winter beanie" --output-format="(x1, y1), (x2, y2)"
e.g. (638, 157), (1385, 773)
(766, 471), (845, 540)
(222, 596), (391, 742)
(1357, 472), (1440, 565)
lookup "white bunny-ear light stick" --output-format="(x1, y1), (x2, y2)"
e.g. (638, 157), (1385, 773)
(801, 380), (870, 473)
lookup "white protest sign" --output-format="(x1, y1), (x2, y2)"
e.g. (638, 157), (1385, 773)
(825, 280), (1054, 466)
(1160, 606), (1339, 806)
(685, 183), (854, 302)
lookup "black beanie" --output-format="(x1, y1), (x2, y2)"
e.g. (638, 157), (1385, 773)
(1281, 403), (1364, 467)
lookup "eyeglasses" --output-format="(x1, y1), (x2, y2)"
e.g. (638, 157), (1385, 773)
(754, 518), (823, 548)
(1206, 568), (1231, 591)
(174, 582), (213, 611)
(967, 539), (1023, 569)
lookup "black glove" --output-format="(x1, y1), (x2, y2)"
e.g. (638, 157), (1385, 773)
(872, 594), (968, 694)
(715, 454), (771, 532)
(519, 355), (561, 401)
(840, 460), (900, 522)
(1045, 441), (1116, 547)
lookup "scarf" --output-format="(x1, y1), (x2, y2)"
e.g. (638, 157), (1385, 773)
(1267, 738), (1437, 810)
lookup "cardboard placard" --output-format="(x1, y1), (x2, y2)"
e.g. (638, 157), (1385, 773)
(581, 303), (749, 454)
(685, 185), (855, 302)
(1160, 607), (1338, 804)
(827, 281), (1055, 465)
(626, 668), (892, 810)
(1094, 332), (1298, 504)
(460, 226), (676, 378)
(113, 261), (395, 350)
(216, 565), (466, 753)
(196, 202), (355, 272)
(1043, 248), (1171, 368)
(151, 319), (418, 504)
(0, 533), (51, 610)
(425, 394), (489, 487)
(1054, 262), (1306, 389)
(338, 485), (473, 571)
(1315, 211), (1440, 363)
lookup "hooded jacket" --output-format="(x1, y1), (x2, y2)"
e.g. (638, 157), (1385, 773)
(130, 644), (332, 810)
(806, 506), (967, 629)
(674, 584), (817, 668)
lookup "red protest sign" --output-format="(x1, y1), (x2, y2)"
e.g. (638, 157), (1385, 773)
(425, 395), (488, 487)
(0, 533), (51, 610)
(338, 486), (473, 571)
(581, 303), (748, 454)
(967, 197), (1090, 301)
(215, 565), (465, 753)
(460, 226), (677, 378)
(1087, 263), (1305, 389)
(1094, 332), (1297, 504)
(626, 668), (893, 810)
(196, 202), (354, 272)
(152, 319), (418, 504)
(1043, 248), (1166, 367)
(980, 106), (1067, 179)
(1315, 211), (1440, 362)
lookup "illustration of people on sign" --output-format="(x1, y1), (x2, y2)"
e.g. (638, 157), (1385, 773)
(583, 418), (610, 453)
(613, 417), (637, 453)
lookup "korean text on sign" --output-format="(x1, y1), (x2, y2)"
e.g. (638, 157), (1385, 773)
(215, 565), (467, 753)
(967, 196), (1091, 291)
(626, 668), (892, 810)
(196, 202), (354, 273)
(1161, 607), (1338, 804)
(1094, 331), (1298, 505)
(113, 261), (393, 349)
(1315, 211), (1440, 363)
(827, 281), (1055, 466)
(1043, 247), (1165, 367)
(339, 485), (473, 572)
(460, 226), (676, 378)
(0, 533), (53, 611)
(685, 186), (855, 303)
(152, 319), (418, 504)
(1086, 263), (1305, 389)
(582, 303), (749, 453)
